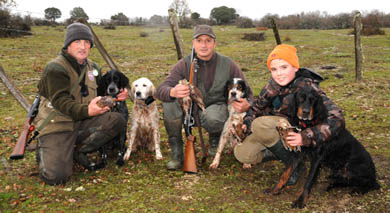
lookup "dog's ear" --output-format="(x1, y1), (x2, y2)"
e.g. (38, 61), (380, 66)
(119, 72), (130, 89)
(287, 93), (298, 125)
(240, 81), (248, 99)
(129, 82), (135, 102)
(224, 80), (232, 100)
(314, 92), (327, 120)
(150, 84), (157, 99)
(97, 74), (108, 96)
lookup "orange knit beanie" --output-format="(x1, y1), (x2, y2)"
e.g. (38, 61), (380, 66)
(267, 44), (300, 70)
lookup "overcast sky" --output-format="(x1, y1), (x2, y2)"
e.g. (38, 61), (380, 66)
(11, 0), (389, 22)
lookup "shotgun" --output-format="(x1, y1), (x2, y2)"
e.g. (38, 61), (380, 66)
(10, 94), (40, 160)
(183, 47), (198, 173)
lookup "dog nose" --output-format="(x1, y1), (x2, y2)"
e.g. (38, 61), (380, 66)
(302, 108), (310, 114)
(136, 91), (141, 97)
(231, 92), (236, 97)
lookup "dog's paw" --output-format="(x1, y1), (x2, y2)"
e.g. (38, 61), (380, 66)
(264, 187), (281, 195)
(263, 188), (272, 195)
(156, 154), (163, 160)
(209, 161), (219, 169)
(116, 158), (125, 167)
(242, 163), (251, 169)
(123, 150), (131, 161)
(292, 196), (306, 209)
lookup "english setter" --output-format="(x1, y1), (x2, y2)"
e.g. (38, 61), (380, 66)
(209, 78), (250, 169)
(123, 77), (163, 160)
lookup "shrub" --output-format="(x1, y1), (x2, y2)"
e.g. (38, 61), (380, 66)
(0, 9), (32, 37)
(242, 32), (265, 41)
(256, 27), (268, 31)
(236, 17), (254, 28)
(103, 23), (116, 30)
(361, 27), (385, 36)
(140, 32), (149, 37)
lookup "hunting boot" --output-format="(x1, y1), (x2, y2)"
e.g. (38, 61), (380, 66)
(260, 148), (278, 162)
(208, 132), (221, 157)
(74, 131), (112, 171)
(165, 119), (184, 170)
(267, 140), (305, 186)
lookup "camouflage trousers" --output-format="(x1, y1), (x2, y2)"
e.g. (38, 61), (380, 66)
(36, 112), (126, 185)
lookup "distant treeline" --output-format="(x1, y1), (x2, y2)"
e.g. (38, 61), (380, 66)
(1, 7), (389, 37)
(255, 10), (390, 29)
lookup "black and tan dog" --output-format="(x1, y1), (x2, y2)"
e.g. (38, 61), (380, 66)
(271, 85), (380, 208)
(97, 69), (129, 166)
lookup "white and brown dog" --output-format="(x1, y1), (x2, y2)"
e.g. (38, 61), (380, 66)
(123, 77), (163, 160)
(209, 78), (250, 169)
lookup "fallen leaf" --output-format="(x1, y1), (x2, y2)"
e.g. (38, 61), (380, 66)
(75, 186), (85, 192)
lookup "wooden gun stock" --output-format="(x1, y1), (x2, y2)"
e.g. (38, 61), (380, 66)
(183, 135), (197, 173)
(10, 118), (34, 160)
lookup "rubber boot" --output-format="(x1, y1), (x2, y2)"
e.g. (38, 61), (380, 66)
(260, 148), (278, 162)
(267, 140), (305, 186)
(165, 119), (184, 170)
(208, 133), (220, 157)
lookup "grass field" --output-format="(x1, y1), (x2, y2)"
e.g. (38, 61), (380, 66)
(0, 25), (389, 212)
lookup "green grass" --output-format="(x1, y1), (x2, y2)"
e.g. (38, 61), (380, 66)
(0, 25), (389, 212)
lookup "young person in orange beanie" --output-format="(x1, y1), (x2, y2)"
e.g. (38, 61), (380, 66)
(233, 44), (345, 185)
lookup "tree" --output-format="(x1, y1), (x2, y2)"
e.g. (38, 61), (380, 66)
(191, 12), (200, 20)
(210, 6), (238, 25)
(111, 12), (129, 25)
(169, 0), (191, 20)
(44, 7), (61, 23)
(70, 7), (88, 21)
(149, 15), (167, 25)
(0, 0), (15, 8)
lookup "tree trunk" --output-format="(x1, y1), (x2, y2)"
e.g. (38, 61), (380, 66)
(168, 9), (185, 60)
(353, 12), (363, 82)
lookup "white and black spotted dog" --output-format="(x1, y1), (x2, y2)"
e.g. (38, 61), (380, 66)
(123, 77), (163, 161)
(210, 78), (250, 169)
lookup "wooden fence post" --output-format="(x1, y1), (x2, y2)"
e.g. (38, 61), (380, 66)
(353, 12), (363, 81)
(0, 65), (30, 111)
(77, 19), (119, 71)
(168, 9), (185, 60)
(269, 18), (282, 45)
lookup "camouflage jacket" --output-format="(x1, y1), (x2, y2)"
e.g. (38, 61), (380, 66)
(244, 68), (345, 147)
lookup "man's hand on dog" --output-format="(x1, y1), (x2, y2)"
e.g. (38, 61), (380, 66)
(232, 98), (250, 113)
(88, 96), (110, 116)
(117, 88), (129, 101)
(286, 132), (303, 147)
(170, 84), (190, 98)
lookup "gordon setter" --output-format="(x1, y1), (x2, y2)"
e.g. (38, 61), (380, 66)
(97, 69), (130, 166)
(270, 85), (380, 208)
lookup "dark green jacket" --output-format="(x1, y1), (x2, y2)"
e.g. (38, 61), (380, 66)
(35, 49), (101, 136)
